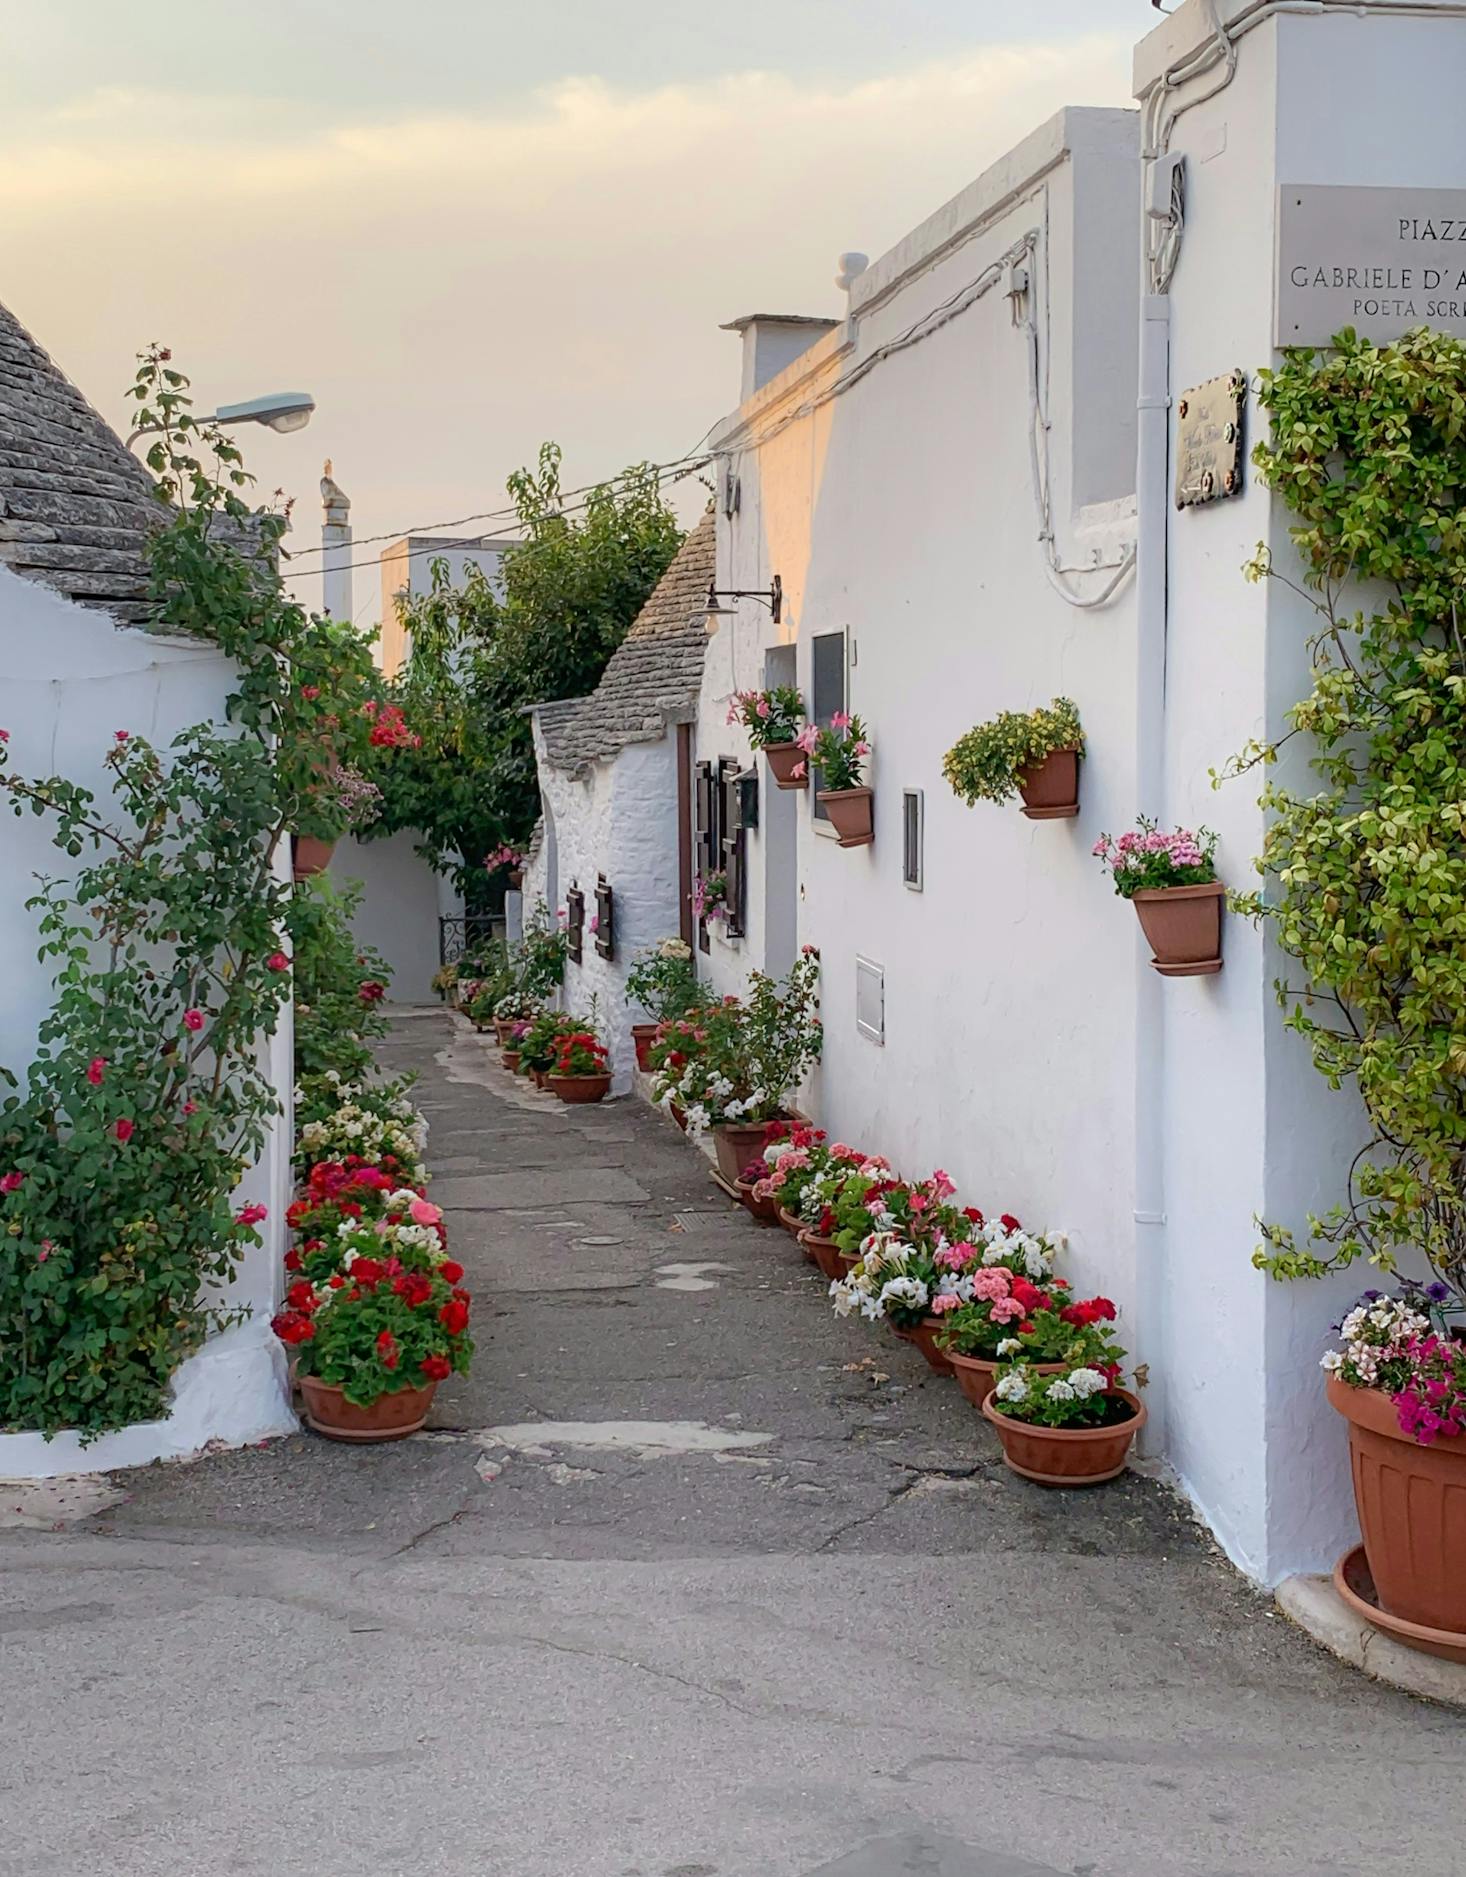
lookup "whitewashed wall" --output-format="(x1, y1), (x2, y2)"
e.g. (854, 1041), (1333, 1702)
(532, 720), (685, 1093)
(0, 564), (295, 1473)
(335, 828), (459, 1003)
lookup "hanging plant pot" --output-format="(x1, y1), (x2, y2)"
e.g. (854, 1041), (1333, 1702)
(982, 1388), (1146, 1485)
(735, 1176), (779, 1225)
(711, 1121), (773, 1186)
(1016, 748), (1081, 820)
(802, 1230), (847, 1282)
(817, 786), (874, 848)
(764, 743), (809, 791)
(1327, 1374), (1466, 1639)
(893, 1318), (955, 1376)
(300, 1375), (438, 1443)
(947, 1350), (1067, 1410)
(292, 834), (337, 880)
(1131, 881), (1225, 976)
(550, 1071), (611, 1104)
(631, 1022), (660, 1071)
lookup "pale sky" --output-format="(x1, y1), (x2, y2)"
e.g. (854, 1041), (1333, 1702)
(0, 1), (1143, 621)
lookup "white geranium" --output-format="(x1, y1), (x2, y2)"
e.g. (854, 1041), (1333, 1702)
(996, 1337), (1023, 1357)
(994, 1372), (1028, 1403)
(1068, 1367), (1107, 1398)
(1045, 1378), (1076, 1402)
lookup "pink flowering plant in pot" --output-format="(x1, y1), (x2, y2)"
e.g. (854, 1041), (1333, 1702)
(1093, 817), (1224, 976)
(729, 687), (809, 789)
(807, 714), (874, 845)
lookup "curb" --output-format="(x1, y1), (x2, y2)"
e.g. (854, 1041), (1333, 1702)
(1277, 1573), (1466, 1707)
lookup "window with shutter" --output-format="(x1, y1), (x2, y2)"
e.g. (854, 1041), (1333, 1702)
(565, 885), (585, 965)
(719, 758), (746, 938)
(809, 630), (847, 821)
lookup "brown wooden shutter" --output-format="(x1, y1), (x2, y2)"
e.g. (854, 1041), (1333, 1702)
(594, 875), (614, 960)
(694, 761), (714, 953)
(720, 758), (745, 938)
(566, 885), (585, 965)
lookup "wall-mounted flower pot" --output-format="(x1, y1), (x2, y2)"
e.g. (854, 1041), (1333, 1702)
(1327, 1374), (1466, 1640)
(1017, 748), (1081, 820)
(764, 743), (808, 791)
(300, 1375), (438, 1442)
(817, 786), (874, 848)
(550, 1071), (611, 1104)
(893, 1318), (955, 1376)
(712, 1121), (773, 1186)
(292, 835), (337, 879)
(1131, 881), (1224, 976)
(631, 1022), (659, 1071)
(982, 1388), (1146, 1485)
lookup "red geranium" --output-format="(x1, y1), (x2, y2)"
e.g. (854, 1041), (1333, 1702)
(440, 1261), (464, 1285)
(375, 1329), (400, 1371)
(420, 1354), (452, 1382)
(439, 1298), (470, 1335)
(271, 1310), (316, 1345)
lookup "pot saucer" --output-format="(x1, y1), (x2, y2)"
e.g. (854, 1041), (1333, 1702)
(1334, 1544), (1466, 1665)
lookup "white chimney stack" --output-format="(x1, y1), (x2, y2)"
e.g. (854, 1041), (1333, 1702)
(320, 459), (352, 621)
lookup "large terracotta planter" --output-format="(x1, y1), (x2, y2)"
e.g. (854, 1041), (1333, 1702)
(292, 834), (336, 880)
(893, 1317), (955, 1376)
(632, 1022), (659, 1071)
(947, 1349), (1066, 1411)
(817, 786), (874, 848)
(982, 1388), (1146, 1485)
(764, 742), (809, 791)
(1017, 748), (1081, 820)
(300, 1374), (437, 1443)
(1327, 1373), (1466, 1637)
(802, 1231), (847, 1282)
(1333, 1544), (1466, 1667)
(712, 1121), (771, 1186)
(735, 1177), (779, 1225)
(550, 1071), (611, 1104)
(1131, 881), (1224, 977)
(777, 1204), (805, 1240)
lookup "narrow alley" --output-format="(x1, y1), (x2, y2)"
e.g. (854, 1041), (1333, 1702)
(1, 1010), (1459, 1877)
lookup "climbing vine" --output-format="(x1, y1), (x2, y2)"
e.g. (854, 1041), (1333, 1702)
(1223, 327), (1466, 1304)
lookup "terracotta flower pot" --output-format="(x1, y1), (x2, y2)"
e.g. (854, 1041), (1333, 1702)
(982, 1388), (1146, 1485)
(501, 1049), (521, 1072)
(671, 1101), (688, 1133)
(1131, 881), (1225, 977)
(1327, 1373), (1466, 1637)
(292, 834), (337, 880)
(550, 1071), (611, 1104)
(802, 1231), (847, 1282)
(1016, 748), (1081, 820)
(632, 1022), (659, 1071)
(712, 1121), (772, 1186)
(507, 868), (523, 890)
(735, 1177), (779, 1225)
(494, 1019), (516, 1045)
(947, 1349), (1066, 1410)
(764, 742), (809, 791)
(817, 786), (874, 848)
(893, 1317), (955, 1376)
(531, 1066), (550, 1090)
(1332, 1543), (1466, 1667)
(776, 1203), (805, 1239)
(300, 1374), (438, 1443)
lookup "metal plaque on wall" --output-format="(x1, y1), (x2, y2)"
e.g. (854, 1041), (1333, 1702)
(1276, 185), (1466, 347)
(1174, 371), (1246, 511)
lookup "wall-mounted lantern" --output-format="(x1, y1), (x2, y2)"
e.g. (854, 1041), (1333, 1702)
(702, 573), (782, 626)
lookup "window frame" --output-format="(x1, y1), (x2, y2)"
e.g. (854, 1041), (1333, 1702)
(808, 628), (848, 828)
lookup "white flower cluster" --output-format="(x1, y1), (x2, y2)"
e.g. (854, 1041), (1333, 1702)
(975, 1220), (1065, 1281)
(297, 1098), (426, 1168)
(829, 1233), (931, 1323)
(1320, 1295), (1429, 1382)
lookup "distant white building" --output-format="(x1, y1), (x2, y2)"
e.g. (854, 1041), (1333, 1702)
(377, 533), (519, 678)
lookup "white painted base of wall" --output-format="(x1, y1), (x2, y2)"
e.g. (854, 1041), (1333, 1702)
(0, 1320), (297, 1480)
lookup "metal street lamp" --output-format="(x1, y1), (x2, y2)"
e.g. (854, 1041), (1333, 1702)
(126, 391), (316, 451)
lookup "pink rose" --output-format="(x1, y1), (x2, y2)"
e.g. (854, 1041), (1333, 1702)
(236, 1203), (268, 1227)
(409, 1198), (443, 1227)
(86, 1057), (106, 1087)
(0, 1171), (23, 1195)
(183, 1008), (205, 1033)
(113, 1118), (135, 1144)
(265, 952), (289, 972)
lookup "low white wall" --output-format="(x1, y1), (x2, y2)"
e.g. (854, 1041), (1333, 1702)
(0, 565), (294, 1470)
(335, 828), (458, 1003)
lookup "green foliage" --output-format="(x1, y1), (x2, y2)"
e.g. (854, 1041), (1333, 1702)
(1225, 328), (1466, 1302)
(942, 697), (1084, 806)
(513, 903), (569, 1001)
(369, 444), (684, 893)
(728, 686), (806, 749)
(624, 938), (699, 1024)
(651, 950), (823, 1127)
(286, 877), (392, 1083)
(515, 1007), (581, 1074)
(809, 715), (870, 793)
(0, 346), (368, 1437)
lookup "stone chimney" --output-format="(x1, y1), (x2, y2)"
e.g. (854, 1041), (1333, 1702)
(720, 313), (840, 403)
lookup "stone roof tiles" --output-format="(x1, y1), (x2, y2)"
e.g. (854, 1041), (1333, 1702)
(0, 301), (160, 625)
(532, 511), (713, 777)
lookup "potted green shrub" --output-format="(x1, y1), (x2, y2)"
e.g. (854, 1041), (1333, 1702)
(805, 715), (873, 846)
(549, 1026), (613, 1103)
(1093, 818), (1223, 975)
(728, 686), (809, 789)
(942, 697), (1084, 820)
(625, 938), (700, 1069)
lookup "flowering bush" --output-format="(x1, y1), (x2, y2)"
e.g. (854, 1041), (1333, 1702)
(1092, 818), (1218, 898)
(726, 686), (806, 749)
(990, 1358), (1131, 1428)
(936, 1269), (1120, 1368)
(273, 1261), (471, 1407)
(553, 1030), (610, 1079)
(515, 1008), (582, 1075)
(942, 698), (1084, 806)
(1320, 1290), (1466, 1444)
(287, 876), (394, 1083)
(624, 938), (700, 1025)
(485, 843), (523, 874)
(652, 953), (821, 1133)
(514, 904), (569, 1000)
(829, 1232), (940, 1328)
(799, 712), (870, 791)
(294, 1080), (427, 1178)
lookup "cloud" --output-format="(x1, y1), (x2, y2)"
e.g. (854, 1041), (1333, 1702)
(0, 38), (1134, 611)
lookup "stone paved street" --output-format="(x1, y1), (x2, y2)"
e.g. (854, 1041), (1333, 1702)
(1, 1009), (1461, 1877)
